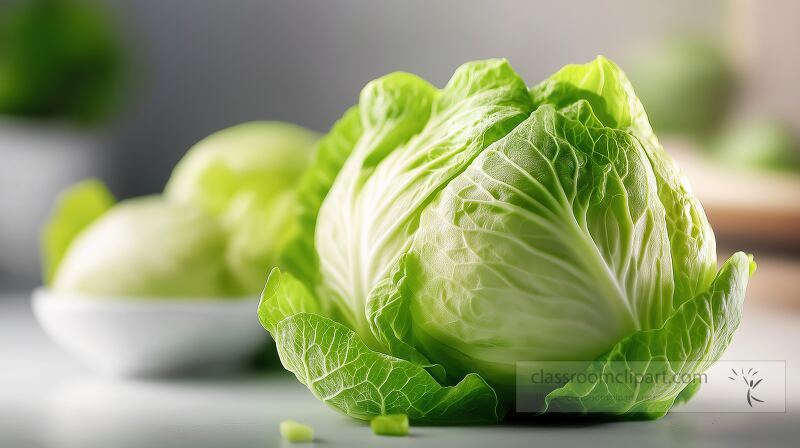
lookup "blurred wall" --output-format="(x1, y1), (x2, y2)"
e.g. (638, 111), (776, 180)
(731, 0), (800, 134)
(108, 0), (724, 197)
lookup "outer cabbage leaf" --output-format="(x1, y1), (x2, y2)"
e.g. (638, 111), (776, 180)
(672, 377), (702, 406)
(279, 107), (363, 288)
(257, 268), (503, 424)
(543, 252), (752, 417)
(404, 105), (673, 390)
(365, 255), (445, 380)
(41, 179), (115, 285)
(530, 56), (717, 306)
(258, 268), (323, 329)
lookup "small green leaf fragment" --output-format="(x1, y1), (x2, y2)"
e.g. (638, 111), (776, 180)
(370, 414), (409, 437)
(279, 420), (314, 443)
(41, 179), (115, 285)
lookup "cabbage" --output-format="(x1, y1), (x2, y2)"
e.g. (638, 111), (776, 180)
(165, 121), (317, 217)
(51, 195), (238, 298)
(257, 57), (754, 422)
(165, 121), (318, 292)
(43, 121), (318, 297)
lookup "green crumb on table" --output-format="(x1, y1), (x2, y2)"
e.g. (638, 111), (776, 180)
(279, 420), (314, 443)
(370, 414), (409, 436)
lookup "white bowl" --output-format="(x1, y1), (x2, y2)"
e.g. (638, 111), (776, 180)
(32, 288), (269, 377)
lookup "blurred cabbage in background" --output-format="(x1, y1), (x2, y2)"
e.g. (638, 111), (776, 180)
(50, 194), (238, 298)
(165, 122), (319, 294)
(43, 122), (318, 299)
(627, 34), (736, 140)
(0, 0), (123, 124)
(712, 117), (799, 173)
(628, 31), (799, 175)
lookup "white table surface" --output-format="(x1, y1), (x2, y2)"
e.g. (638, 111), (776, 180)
(1, 291), (798, 448)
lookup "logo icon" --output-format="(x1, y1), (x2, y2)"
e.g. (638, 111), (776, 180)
(728, 368), (764, 407)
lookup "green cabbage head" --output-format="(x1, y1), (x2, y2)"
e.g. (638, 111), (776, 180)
(42, 122), (318, 297)
(258, 57), (754, 422)
(165, 121), (318, 291)
(49, 194), (238, 298)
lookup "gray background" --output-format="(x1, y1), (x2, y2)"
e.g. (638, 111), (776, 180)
(106, 0), (726, 196)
